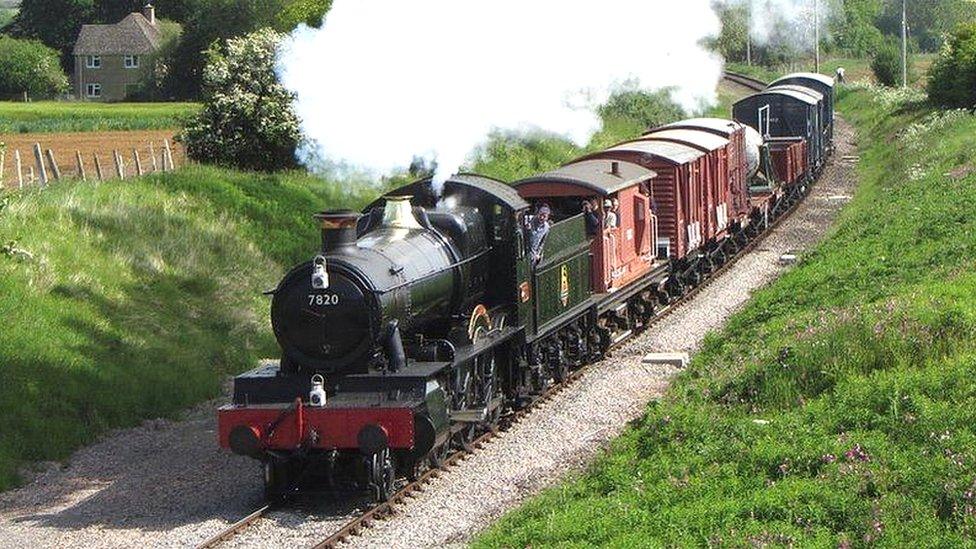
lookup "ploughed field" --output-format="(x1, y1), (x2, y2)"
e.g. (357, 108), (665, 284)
(0, 130), (187, 188)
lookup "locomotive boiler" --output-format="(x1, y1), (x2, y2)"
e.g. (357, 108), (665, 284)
(218, 177), (529, 500)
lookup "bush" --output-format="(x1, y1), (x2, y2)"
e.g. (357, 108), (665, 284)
(129, 19), (182, 101)
(597, 87), (685, 131)
(928, 23), (976, 108)
(0, 35), (68, 98)
(179, 28), (302, 172)
(871, 38), (903, 87)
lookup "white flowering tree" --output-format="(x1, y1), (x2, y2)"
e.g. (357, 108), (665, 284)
(179, 28), (302, 172)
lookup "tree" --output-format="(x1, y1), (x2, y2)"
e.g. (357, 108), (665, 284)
(8, 0), (94, 67)
(871, 37), (902, 87)
(711, 2), (750, 63)
(0, 35), (69, 98)
(130, 19), (183, 100)
(829, 0), (884, 57)
(928, 23), (976, 108)
(877, 0), (976, 53)
(169, 0), (331, 99)
(179, 28), (302, 172)
(598, 88), (685, 131)
(93, 0), (193, 24)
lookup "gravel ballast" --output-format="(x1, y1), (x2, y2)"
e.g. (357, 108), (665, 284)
(0, 119), (856, 549)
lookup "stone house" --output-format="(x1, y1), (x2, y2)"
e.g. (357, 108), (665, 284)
(72, 4), (161, 102)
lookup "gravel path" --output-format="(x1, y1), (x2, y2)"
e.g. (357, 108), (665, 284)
(0, 119), (856, 549)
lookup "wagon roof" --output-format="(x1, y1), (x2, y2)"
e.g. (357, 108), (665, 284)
(735, 88), (819, 106)
(595, 139), (706, 165)
(513, 159), (657, 196)
(658, 117), (744, 137)
(772, 72), (835, 88)
(638, 128), (730, 152)
(381, 173), (529, 210)
(767, 84), (824, 102)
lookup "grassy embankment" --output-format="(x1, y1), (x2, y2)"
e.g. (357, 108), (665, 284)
(0, 167), (380, 490)
(474, 85), (976, 545)
(0, 102), (199, 133)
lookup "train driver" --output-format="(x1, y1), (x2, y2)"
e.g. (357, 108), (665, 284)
(525, 203), (552, 265)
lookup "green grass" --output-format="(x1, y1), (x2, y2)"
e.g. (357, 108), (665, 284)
(0, 165), (382, 490)
(474, 88), (976, 545)
(727, 54), (936, 87)
(0, 102), (199, 134)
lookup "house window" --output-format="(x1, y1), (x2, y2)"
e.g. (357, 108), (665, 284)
(124, 55), (139, 69)
(86, 55), (101, 69)
(86, 83), (102, 98)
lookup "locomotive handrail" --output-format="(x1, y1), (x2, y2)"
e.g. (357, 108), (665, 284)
(370, 248), (493, 295)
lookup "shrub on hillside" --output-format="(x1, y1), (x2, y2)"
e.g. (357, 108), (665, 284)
(928, 23), (976, 108)
(179, 29), (302, 172)
(0, 35), (68, 98)
(598, 87), (685, 131)
(871, 38), (903, 87)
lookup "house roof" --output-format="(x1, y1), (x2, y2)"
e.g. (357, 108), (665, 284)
(73, 13), (161, 56)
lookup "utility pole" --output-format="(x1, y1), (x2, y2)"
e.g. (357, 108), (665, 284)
(814, 0), (820, 73)
(746, 9), (752, 66)
(902, 0), (908, 87)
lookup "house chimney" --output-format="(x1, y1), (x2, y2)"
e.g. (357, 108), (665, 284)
(142, 3), (155, 25)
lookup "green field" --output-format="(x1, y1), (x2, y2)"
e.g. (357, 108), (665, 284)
(727, 55), (936, 88)
(0, 166), (382, 490)
(474, 86), (976, 546)
(0, 102), (199, 134)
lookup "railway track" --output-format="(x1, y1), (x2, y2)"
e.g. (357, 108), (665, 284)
(197, 70), (777, 549)
(722, 70), (768, 92)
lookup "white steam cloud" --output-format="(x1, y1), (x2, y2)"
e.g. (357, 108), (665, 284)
(727, 0), (836, 50)
(277, 0), (724, 187)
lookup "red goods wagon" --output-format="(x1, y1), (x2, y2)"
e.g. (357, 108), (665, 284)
(768, 137), (808, 185)
(513, 159), (660, 293)
(637, 128), (735, 241)
(574, 140), (709, 263)
(656, 118), (751, 219)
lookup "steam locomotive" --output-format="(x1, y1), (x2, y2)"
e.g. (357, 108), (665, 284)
(217, 73), (835, 501)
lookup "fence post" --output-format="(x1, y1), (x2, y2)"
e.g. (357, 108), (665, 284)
(45, 149), (61, 181)
(114, 150), (125, 180)
(28, 165), (35, 185)
(149, 142), (158, 172)
(0, 148), (5, 188)
(33, 143), (48, 186)
(163, 139), (173, 171)
(93, 153), (104, 181)
(133, 148), (143, 176)
(76, 151), (86, 181)
(14, 150), (23, 189)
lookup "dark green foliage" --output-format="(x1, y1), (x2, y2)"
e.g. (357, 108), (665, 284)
(168, 0), (332, 99)
(871, 38), (903, 87)
(877, 0), (976, 53)
(0, 35), (69, 98)
(93, 0), (193, 24)
(830, 0), (884, 57)
(928, 23), (976, 108)
(474, 86), (976, 546)
(8, 0), (94, 66)
(179, 29), (302, 171)
(597, 88), (685, 132)
(128, 19), (183, 101)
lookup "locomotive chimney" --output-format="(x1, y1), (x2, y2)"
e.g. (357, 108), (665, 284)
(382, 196), (422, 229)
(314, 210), (360, 253)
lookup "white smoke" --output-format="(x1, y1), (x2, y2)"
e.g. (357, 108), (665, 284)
(277, 0), (724, 188)
(726, 0), (836, 51)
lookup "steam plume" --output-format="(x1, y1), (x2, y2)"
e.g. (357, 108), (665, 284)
(277, 1), (724, 188)
(726, 0), (836, 51)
